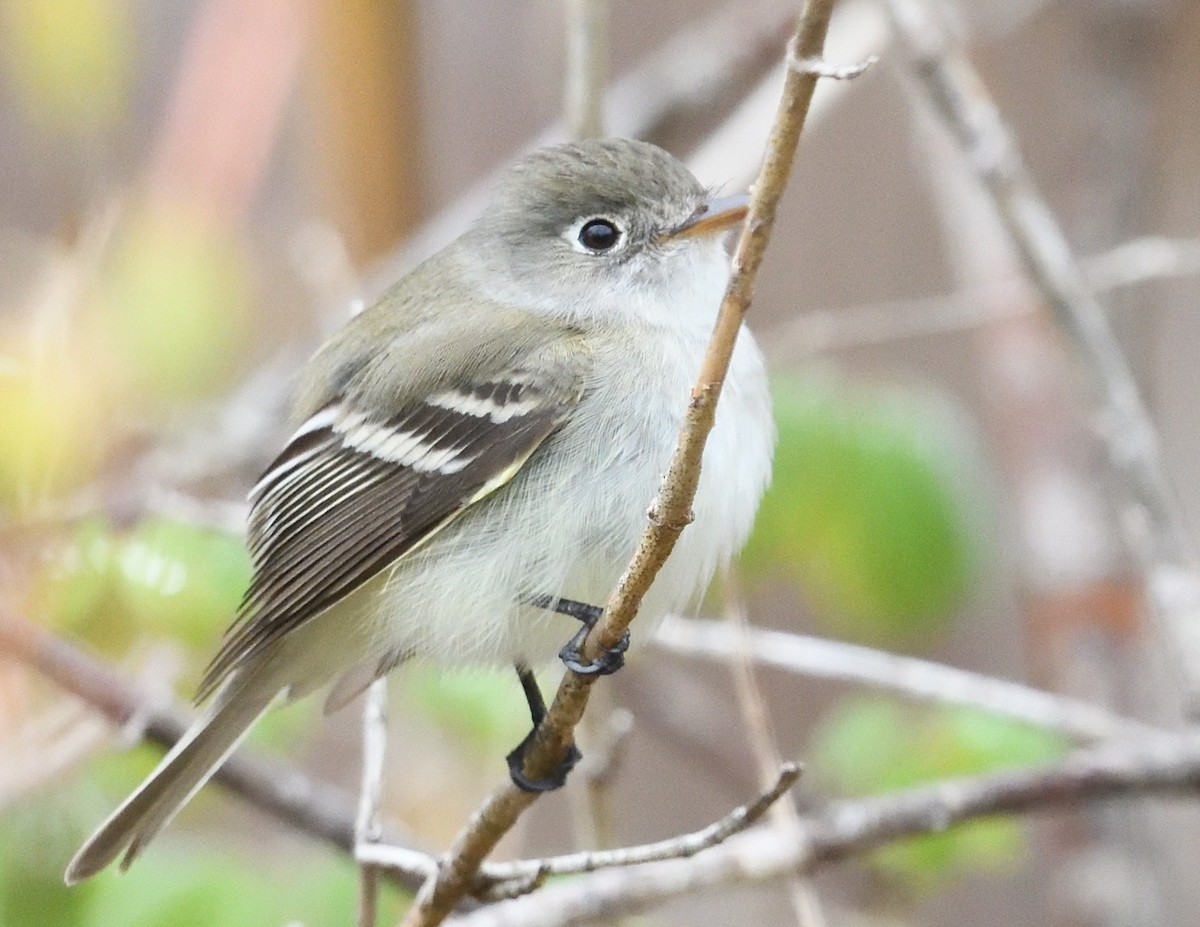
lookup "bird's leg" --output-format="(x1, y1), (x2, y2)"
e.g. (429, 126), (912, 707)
(524, 594), (629, 676)
(506, 661), (581, 792)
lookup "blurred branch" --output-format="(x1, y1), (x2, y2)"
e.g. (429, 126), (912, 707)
(148, 0), (313, 222)
(1082, 235), (1200, 293)
(399, 7), (850, 926)
(357, 679), (389, 927)
(0, 702), (110, 808)
(450, 733), (1200, 927)
(568, 697), (634, 861)
(654, 616), (1169, 742)
(887, 0), (1200, 714)
(721, 585), (825, 927)
(563, 0), (608, 140)
(0, 609), (431, 894)
(769, 235), (1200, 359)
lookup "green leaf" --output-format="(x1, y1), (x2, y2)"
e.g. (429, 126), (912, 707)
(809, 696), (1068, 891)
(0, 347), (106, 511)
(402, 665), (528, 754)
(0, 788), (405, 927)
(1, 0), (132, 135)
(34, 517), (120, 636)
(741, 377), (983, 643)
(99, 205), (253, 403)
(114, 516), (251, 653)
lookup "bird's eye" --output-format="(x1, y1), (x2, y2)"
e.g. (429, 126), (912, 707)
(577, 218), (622, 253)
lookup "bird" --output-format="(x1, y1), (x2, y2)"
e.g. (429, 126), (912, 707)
(66, 137), (774, 883)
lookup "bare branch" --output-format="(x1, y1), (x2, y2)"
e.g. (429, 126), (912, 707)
(686, 0), (888, 191)
(721, 585), (826, 927)
(400, 6), (845, 925)
(563, 0), (608, 140)
(568, 698), (634, 854)
(766, 234), (1200, 360)
(886, 0), (1200, 713)
(359, 763), (799, 898)
(0, 609), (433, 894)
(654, 615), (1167, 742)
(450, 734), (1200, 927)
(357, 679), (389, 927)
(481, 763), (800, 886)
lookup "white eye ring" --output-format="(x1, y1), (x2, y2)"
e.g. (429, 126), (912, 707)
(568, 216), (624, 254)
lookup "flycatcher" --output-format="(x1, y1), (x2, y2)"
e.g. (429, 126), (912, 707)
(66, 137), (774, 883)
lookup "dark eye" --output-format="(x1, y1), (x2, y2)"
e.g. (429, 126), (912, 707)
(578, 218), (621, 252)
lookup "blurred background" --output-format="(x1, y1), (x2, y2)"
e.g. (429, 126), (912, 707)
(2, 0), (1199, 924)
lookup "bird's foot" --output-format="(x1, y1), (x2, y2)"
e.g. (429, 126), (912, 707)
(506, 728), (582, 792)
(559, 622), (629, 676)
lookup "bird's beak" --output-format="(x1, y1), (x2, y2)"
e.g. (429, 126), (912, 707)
(667, 193), (751, 240)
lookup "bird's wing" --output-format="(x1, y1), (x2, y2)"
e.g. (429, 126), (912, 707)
(196, 356), (586, 701)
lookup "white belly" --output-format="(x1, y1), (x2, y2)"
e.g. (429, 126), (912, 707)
(364, 322), (773, 668)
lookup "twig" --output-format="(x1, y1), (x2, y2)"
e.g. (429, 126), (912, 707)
(0, 609), (433, 894)
(400, 6), (843, 925)
(449, 734), (1200, 927)
(568, 697), (634, 855)
(721, 586), (825, 927)
(357, 679), (389, 927)
(359, 763), (799, 895)
(886, 0), (1200, 714)
(767, 234), (1200, 360)
(686, 0), (887, 192)
(480, 763), (799, 886)
(0, 704), (111, 807)
(654, 616), (1167, 742)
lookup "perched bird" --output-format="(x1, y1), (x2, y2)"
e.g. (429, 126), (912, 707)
(66, 137), (774, 883)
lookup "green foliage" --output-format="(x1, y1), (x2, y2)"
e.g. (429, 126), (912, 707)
(0, 347), (106, 511)
(809, 697), (1068, 891)
(99, 205), (253, 403)
(35, 517), (117, 636)
(402, 665), (529, 755)
(37, 516), (251, 659)
(115, 516), (252, 650)
(0, 791), (404, 927)
(741, 377), (982, 642)
(0, 0), (133, 134)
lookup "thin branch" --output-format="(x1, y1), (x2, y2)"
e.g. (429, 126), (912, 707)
(401, 6), (843, 925)
(721, 587), (825, 927)
(479, 763), (799, 886)
(353, 762), (800, 892)
(357, 679), (389, 927)
(0, 609), (433, 894)
(766, 234), (1200, 360)
(449, 734), (1200, 927)
(654, 616), (1168, 742)
(886, 0), (1200, 714)
(0, 704), (110, 807)
(685, 0), (887, 192)
(563, 0), (608, 140)
(568, 698), (634, 856)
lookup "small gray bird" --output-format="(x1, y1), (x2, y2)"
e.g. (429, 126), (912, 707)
(66, 137), (774, 883)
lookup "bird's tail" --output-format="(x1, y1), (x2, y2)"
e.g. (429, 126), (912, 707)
(64, 667), (282, 884)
